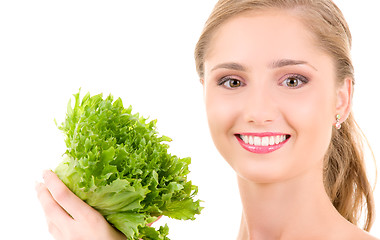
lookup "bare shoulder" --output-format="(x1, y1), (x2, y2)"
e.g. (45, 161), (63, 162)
(353, 231), (380, 240)
(335, 220), (379, 240)
(344, 227), (379, 240)
(360, 231), (380, 240)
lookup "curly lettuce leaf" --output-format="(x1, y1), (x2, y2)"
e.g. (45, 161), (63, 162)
(55, 91), (202, 239)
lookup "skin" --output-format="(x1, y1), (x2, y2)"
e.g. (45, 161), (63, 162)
(202, 10), (377, 240)
(35, 170), (161, 239)
(35, 170), (127, 240)
(35, 9), (378, 240)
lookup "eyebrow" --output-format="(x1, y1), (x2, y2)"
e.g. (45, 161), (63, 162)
(210, 59), (318, 72)
(270, 59), (318, 71)
(211, 62), (247, 72)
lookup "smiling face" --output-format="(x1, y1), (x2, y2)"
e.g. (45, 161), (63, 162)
(203, 10), (340, 183)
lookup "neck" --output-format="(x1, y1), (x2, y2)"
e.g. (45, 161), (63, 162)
(236, 169), (345, 240)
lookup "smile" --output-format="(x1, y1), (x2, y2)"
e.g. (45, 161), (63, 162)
(235, 133), (290, 154)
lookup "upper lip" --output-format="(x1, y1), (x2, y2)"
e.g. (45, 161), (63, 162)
(236, 132), (289, 137)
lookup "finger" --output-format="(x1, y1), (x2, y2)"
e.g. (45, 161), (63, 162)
(35, 182), (73, 228)
(147, 216), (162, 227)
(42, 170), (98, 221)
(46, 219), (64, 240)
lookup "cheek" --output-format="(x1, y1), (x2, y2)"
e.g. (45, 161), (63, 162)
(204, 90), (239, 156)
(205, 93), (230, 136)
(283, 89), (334, 162)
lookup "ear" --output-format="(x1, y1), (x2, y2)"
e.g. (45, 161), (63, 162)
(200, 78), (206, 100)
(335, 77), (353, 122)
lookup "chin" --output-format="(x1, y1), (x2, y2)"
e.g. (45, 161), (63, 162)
(228, 156), (291, 184)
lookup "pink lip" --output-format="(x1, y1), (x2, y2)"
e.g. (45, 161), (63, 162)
(235, 133), (290, 154)
(237, 132), (285, 137)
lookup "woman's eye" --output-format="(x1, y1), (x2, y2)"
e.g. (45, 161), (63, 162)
(281, 74), (309, 89)
(285, 77), (300, 87)
(218, 77), (244, 89)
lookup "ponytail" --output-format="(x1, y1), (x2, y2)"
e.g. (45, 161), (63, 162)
(324, 114), (375, 230)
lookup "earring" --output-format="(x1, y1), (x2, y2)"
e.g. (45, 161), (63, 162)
(335, 114), (341, 129)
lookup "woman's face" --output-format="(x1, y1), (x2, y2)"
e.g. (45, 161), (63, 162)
(203, 11), (341, 183)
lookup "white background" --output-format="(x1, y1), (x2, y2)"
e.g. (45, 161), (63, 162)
(0, 0), (379, 239)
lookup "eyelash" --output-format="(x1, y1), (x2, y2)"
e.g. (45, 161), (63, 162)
(217, 73), (309, 89)
(280, 73), (309, 89)
(217, 76), (245, 89)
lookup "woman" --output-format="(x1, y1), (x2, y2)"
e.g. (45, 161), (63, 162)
(36, 0), (378, 239)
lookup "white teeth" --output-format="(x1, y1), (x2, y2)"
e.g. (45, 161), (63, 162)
(254, 136), (261, 146)
(269, 136), (275, 146)
(242, 135), (249, 143)
(262, 137), (269, 146)
(240, 134), (288, 146)
(275, 135), (280, 144)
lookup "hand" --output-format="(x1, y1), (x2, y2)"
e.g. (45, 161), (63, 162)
(35, 170), (126, 240)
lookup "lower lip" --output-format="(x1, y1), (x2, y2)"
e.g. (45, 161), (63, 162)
(235, 135), (289, 154)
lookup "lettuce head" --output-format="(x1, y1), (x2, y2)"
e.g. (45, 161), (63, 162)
(54, 91), (202, 239)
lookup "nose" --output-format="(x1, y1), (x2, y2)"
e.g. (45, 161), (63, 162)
(242, 83), (278, 125)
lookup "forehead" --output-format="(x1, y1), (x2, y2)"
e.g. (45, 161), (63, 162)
(205, 10), (325, 67)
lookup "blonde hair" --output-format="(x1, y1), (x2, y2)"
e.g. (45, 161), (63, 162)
(195, 0), (375, 231)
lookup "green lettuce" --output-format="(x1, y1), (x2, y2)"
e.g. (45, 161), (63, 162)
(54, 91), (202, 239)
